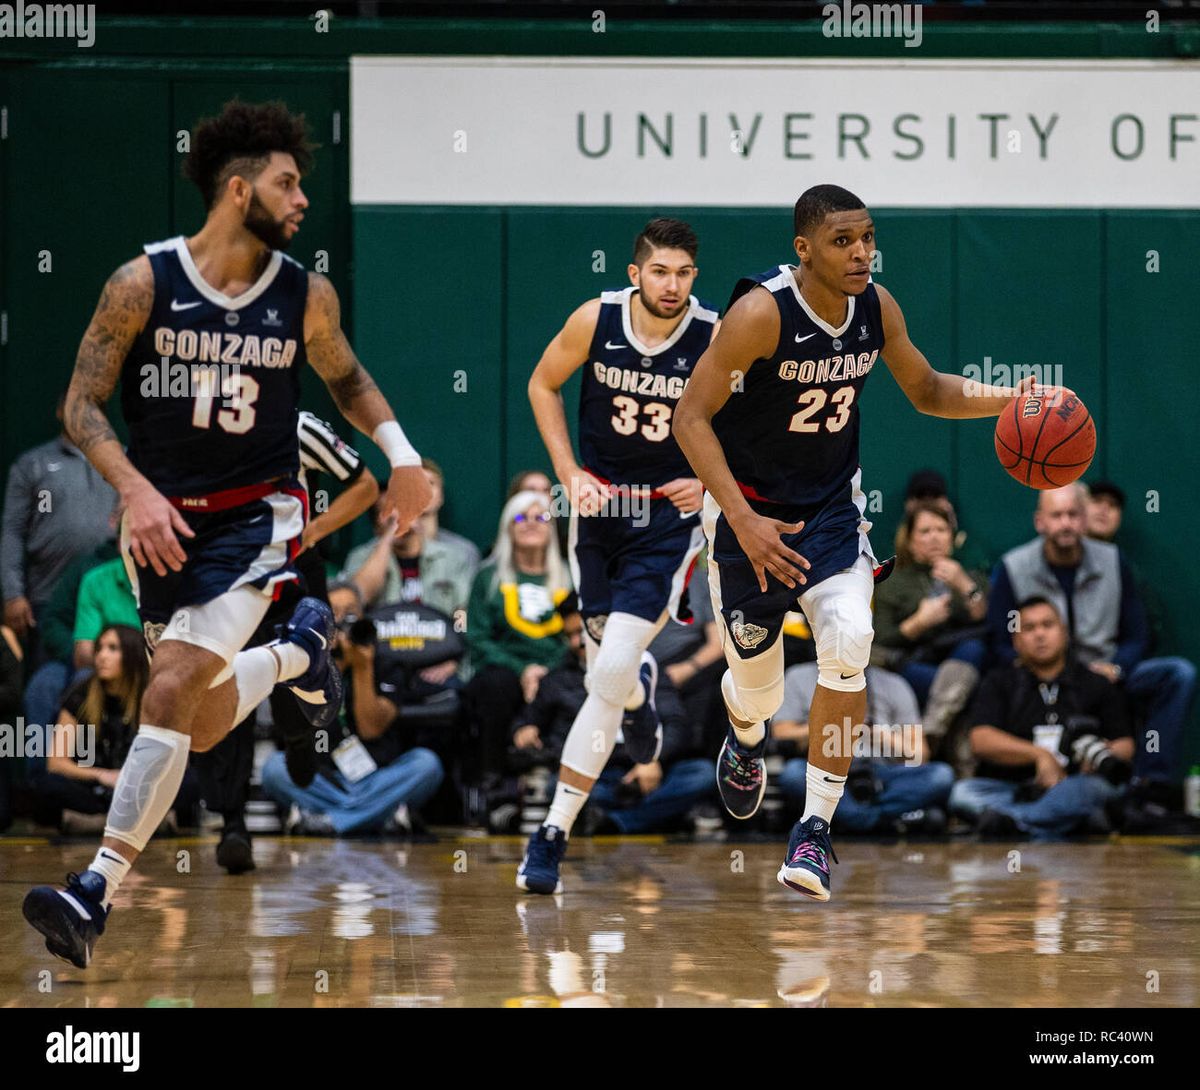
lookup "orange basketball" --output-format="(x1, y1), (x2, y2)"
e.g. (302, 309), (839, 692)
(994, 387), (1096, 489)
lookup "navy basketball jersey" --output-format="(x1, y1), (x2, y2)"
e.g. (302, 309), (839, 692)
(578, 287), (719, 489)
(122, 236), (307, 496)
(712, 265), (885, 509)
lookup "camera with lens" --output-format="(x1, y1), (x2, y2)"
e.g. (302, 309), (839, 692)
(1063, 716), (1131, 785)
(335, 613), (378, 648)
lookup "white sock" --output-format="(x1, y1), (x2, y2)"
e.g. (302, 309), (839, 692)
(802, 765), (847, 825)
(232, 647), (286, 722)
(546, 783), (588, 836)
(268, 640), (311, 683)
(88, 845), (133, 910)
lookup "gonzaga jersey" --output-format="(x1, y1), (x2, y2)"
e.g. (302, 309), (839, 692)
(579, 287), (718, 489)
(123, 236), (306, 496)
(712, 265), (884, 509)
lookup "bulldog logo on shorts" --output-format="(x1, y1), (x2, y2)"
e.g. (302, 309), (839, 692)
(585, 614), (608, 642)
(731, 620), (768, 649)
(143, 621), (166, 653)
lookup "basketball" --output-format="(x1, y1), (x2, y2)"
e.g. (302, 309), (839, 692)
(994, 387), (1096, 489)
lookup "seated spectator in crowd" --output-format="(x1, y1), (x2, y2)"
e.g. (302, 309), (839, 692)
(340, 490), (477, 620)
(72, 554), (140, 668)
(872, 501), (988, 741)
(32, 624), (199, 835)
(1, 395), (117, 666)
(774, 662), (954, 834)
(420, 457), (481, 569)
(511, 594), (714, 834)
(462, 490), (572, 786)
(648, 559), (726, 756)
(21, 508), (120, 732)
(987, 484), (1195, 800)
(1084, 479), (1167, 655)
(507, 469), (553, 500)
(894, 468), (991, 573)
(952, 596), (1134, 840)
(261, 583), (444, 836)
(0, 623), (23, 831)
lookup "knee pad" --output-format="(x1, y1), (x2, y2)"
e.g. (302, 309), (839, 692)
(812, 597), (873, 693)
(586, 613), (657, 706)
(721, 666), (784, 725)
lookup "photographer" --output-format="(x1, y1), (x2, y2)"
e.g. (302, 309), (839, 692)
(950, 596), (1134, 840)
(260, 582), (443, 836)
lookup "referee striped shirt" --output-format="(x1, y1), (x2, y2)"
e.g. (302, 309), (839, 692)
(297, 410), (365, 500)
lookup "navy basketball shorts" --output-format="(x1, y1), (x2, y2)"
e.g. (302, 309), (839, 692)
(701, 484), (877, 662)
(568, 497), (705, 636)
(120, 479), (306, 663)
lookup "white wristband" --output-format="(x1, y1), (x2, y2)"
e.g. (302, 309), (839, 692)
(373, 420), (421, 468)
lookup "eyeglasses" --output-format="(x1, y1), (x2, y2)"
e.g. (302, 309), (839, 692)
(513, 511), (552, 524)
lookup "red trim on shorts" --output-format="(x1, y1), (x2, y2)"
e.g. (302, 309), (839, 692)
(582, 467), (669, 500)
(167, 478), (283, 512)
(735, 480), (781, 504)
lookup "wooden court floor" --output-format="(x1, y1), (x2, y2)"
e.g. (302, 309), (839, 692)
(2, 834), (1198, 1008)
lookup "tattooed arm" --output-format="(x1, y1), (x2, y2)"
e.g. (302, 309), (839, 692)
(66, 256), (194, 576)
(304, 272), (431, 533)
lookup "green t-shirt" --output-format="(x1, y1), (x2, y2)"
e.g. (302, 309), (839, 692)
(73, 557), (140, 642)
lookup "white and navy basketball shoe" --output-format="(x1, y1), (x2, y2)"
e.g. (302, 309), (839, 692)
(278, 596), (344, 730)
(777, 816), (839, 901)
(23, 870), (110, 969)
(716, 724), (768, 819)
(620, 655), (663, 765)
(517, 825), (567, 895)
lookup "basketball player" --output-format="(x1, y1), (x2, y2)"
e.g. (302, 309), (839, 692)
(23, 100), (431, 966)
(518, 218), (717, 894)
(674, 184), (1034, 900)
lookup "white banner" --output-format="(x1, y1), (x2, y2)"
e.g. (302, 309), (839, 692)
(351, 56), (1200, 208)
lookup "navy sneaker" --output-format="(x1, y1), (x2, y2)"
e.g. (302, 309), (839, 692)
(777, 816), (839, 901)
(23, 870), (110, 968)
(620, 655), (662, 765)
(516, 825), (567, 895)
(716, 724), (767, 819)
(278, 596), (343, 731)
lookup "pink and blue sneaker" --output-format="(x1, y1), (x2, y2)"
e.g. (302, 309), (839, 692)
(777, 816), (839, 901)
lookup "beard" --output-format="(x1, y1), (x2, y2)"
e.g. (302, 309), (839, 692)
(244, 190), (293, 251)
(637, 288), (682, 320)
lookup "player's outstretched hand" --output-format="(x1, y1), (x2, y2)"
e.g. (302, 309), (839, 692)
(731, 511), (811, 592)
(381, 465), (433, 537)
(123, 482), (194, 576)
(658, 477), (704, 515)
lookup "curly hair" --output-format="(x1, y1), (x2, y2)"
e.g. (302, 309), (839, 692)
(793, 184), (866, 238)
(183, 99), (316, 210)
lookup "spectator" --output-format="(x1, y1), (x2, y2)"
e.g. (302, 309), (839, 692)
(648, 559), (726, 755)
(31, 624), (199, 834)
(987, 485), (1196, 795)
(774, 662), (954, 834)
(952, 597), (1134, 839)
(1, 395), (117, 661)
(341, 490), (477, 617)
(1084, 479), (1167, 655)
(0, 623), (23, 831)
(506, 469), (553, 500)
(894, 468), (990, 573)
(461, 490), (573, 787)
(421, 457), (481, 568)
(511, 594), (714, 834)
(260, 582), (444, 836)
(22, 529), (120, 736)
(72, 555), (140, 667)
(872, 501), (988, 746)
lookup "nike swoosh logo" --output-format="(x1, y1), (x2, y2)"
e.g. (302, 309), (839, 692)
(605, 341), (627, 350)
(821, 776), (842, 784)
(840, 671), (857, 679)
(795, 332), (817, 343)
(171, 299), (202, 311)
(315, 633), (327, 650)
